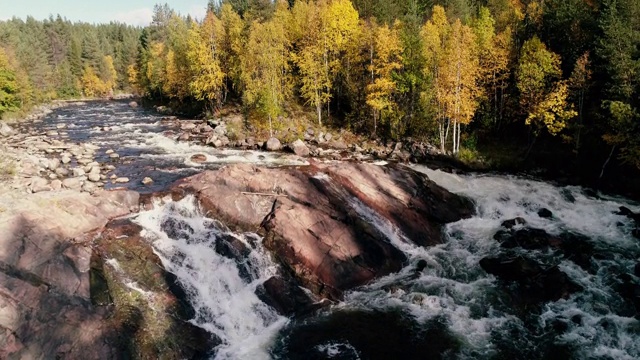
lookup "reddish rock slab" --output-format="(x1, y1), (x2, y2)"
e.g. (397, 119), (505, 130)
(170, 162), (474, 299)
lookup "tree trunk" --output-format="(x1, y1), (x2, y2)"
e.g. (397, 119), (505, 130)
(597, 145), (616, 189)
(268, 114), (273, 138)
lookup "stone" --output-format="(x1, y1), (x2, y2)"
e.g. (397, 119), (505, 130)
(290, 139), (310, 157)
(142, 177), (154, 185)
(48, 173), (58, 180)
(181, 123), (197, 131)
(109, 153), (120, 159)
(55, 167), (70, 177)
(0, 122), (14, 137)
(48, 158), (60, 170)
(115, 177), (130, 184)
(501, 217), (527, 229)
(129, 101), (138, 108)
(61, 155), (71, 164)
(178, 133), (190, 141)
(105, 149), (114, 155)
(30, 177), (51, 193)
(81, 182), (97, 193)
(72, 167), (85, 177)
(56, 123), (67, 129)
(265, 137), (282, 151)
(255, 276), (322, 317)
(50, 179), (62, 191)
(213, 139), (223, 148)
(190, 154), (207, 163)
(46, 130), (59, 137)
(171, 162), (474, 299)
(480, 254), (582, 303)
(538, 208), (553, 219)
(88, 173), (101, 182)
(324, 132), (332, 141)
(62, 178), (82, 190)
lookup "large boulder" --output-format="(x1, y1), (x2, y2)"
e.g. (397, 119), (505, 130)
(480, 254), (582, 304)
(290, 139), (310, 157)
(92, 219), (218, 358)
(265, 137), (282, 151)
(0, 190), (139, 359)
(171, 162), (474, 299)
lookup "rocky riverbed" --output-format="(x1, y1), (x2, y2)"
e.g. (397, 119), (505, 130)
(1, 100), (639, 359)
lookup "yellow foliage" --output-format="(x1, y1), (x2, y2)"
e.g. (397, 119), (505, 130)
(187, 12), (225, 105)
(525, 81), (577, 135)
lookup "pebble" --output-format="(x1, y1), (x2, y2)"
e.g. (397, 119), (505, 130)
(115, 177), (129, 184)
(142, 177), (154, 185)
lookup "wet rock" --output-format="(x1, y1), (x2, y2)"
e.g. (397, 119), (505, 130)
(178, 133), (190, 141)
(617, 206), (640, 222)
(109, 153), (120, 159)
(274, 310), (461, 360)
(129, 101), (138, 108)
(115, 177), (129, 184)
(181, 123), (197, 131)
(142, 177), (154, 185)
(480, 254), (582, 303)
(190, 154), (207, 163)
(173, 162), (474, 300)
(105, 149), (114, 155)
(538, 208), (553, 219)
(256, 276), (323, 317)
(266, 137), (282, 151)
(633, 229), (640, 239)
(560, 188), (576, 203)
(94, 219), (218, 358)
(290, 139), (310, 157)
(501, 217), (527, 229)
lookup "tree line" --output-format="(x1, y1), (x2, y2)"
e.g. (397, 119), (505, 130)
(0, 0), (638, 175)
(0, 16), (141, 116)
(132, 0), (639, 170)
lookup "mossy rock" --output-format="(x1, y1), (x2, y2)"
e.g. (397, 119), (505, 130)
(92, 219), (219, 359)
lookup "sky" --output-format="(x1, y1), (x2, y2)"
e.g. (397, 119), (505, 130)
(0, 0), (209, 26)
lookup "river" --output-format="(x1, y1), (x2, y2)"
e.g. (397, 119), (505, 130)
(30, 101), (640, 359)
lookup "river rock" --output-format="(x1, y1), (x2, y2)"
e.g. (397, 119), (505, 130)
(48, 158), (60, 170)
(129, 101), (138, 108)
(266, 137), (282, 151)
(289, 139), (310, 157)
(105, 149), (114, 155)
(0, 122), (14, 137)
(30, 177), (51, 193)
(170, 162), (474, 299)
(88, 173), (101, 182)
(62, 177), (82, 190)
(255, 276), (323, 317)
(49, 179), (62, 190)
(501, 217), (526, 229)
(55, 167), (70, 177)
(109, 153), (120, 159)
(480, 254), (582, 303)
(61, 155), (71, 164)
(93, 219), (219, 358)
(115, 177), (129, 184)
(72, 167), (85, 177)
(178, 133), (190, 141)
(538, 208), (553, 218)
(190, 154), (207, 163)
(142, 177), (154, 185)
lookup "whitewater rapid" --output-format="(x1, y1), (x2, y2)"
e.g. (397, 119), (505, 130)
(129, 166), (639, 359)
(40, 101), (639, 359)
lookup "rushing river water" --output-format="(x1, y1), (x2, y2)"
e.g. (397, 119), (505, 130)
(33, 101), (640, 359)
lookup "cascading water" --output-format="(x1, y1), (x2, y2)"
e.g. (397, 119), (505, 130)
(133, 196), (288, 359)
(41, 102), (639, 358)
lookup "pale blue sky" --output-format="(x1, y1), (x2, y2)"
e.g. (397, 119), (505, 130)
(0, 0), (210, 26)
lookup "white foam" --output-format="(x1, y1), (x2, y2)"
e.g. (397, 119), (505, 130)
(133, 196), (288, 359)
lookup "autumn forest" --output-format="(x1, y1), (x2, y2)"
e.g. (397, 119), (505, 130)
(1, 0), (639, 190)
